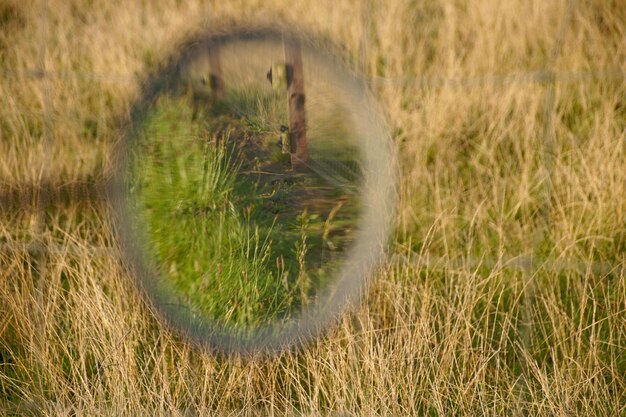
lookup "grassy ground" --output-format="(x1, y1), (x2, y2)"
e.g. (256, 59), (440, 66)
(1, 0), (625, 415)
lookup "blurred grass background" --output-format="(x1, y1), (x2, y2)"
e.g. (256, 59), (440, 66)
(0, 0), (624, 415)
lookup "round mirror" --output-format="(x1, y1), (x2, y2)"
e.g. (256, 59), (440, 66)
(109, 28), (395, 354)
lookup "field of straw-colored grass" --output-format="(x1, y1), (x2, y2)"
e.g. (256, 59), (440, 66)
(1, 0), (624, 415)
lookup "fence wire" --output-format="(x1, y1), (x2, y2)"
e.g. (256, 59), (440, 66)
(1, 67), (624, 87)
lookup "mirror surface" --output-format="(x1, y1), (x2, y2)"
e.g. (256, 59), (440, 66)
(115, 29), (394, 353)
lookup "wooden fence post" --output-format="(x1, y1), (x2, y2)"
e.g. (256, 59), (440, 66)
(284, 39), (308, 170)
(208, 43), (225, 100)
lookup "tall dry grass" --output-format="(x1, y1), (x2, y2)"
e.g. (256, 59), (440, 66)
(1, 0), (625, 415)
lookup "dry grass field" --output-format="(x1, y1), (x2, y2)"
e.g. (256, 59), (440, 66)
(1, 0), (625, 415)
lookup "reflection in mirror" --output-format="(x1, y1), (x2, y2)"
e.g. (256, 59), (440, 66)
(116, 30), (393, 353)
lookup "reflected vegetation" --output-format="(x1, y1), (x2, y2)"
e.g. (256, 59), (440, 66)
(126, 83), (363, 332)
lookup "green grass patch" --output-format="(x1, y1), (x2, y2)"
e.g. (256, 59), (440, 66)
(127, 93), (361, 332)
